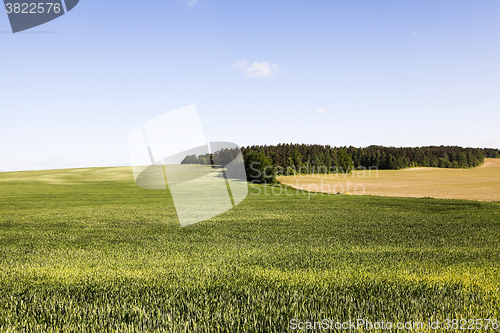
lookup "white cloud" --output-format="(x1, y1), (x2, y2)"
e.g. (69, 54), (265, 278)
(316, 108), (330, 113)
(233, 60), (248, 69)
(233, 60), (279, 78)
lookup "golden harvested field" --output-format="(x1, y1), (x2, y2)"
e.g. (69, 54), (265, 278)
(278, 158), (500, 202)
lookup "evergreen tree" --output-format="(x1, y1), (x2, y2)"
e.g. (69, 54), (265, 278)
(337, 149), (354, 173)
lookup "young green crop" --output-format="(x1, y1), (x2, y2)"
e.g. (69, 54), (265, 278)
(0, 167), (499, 332)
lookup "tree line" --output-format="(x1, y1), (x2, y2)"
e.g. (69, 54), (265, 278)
(242, 144), (500, 183)
(181, 144), (500, 184)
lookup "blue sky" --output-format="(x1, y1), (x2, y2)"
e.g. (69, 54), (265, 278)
(1, 0), (499, 171)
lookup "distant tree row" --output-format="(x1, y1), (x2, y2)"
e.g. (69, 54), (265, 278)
(345, 145), (500, 169)
(181, 148), (241, 167)
(242, 144), (354, 183)
(181, 144), (500, 184)
(241, 144), (500, 183)
(181, 153), (213, 165)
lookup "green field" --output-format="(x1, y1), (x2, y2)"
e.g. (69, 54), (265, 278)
(1, 167), (499, 332)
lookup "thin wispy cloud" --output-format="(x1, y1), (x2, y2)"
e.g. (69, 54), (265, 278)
(180, 0), (197, 7)
(233, 60), (279, 78)
(316, 108), (331, 113)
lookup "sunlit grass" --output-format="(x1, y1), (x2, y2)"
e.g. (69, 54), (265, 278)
(0, 167), (499, 332)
